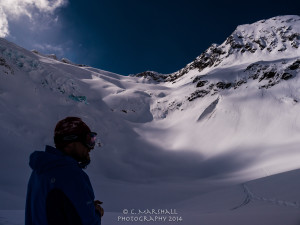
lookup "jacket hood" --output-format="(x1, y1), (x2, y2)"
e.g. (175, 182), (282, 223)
(29, 145), (79, 174)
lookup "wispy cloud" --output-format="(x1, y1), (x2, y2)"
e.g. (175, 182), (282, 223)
(0, 0), (68, 37)
(0, 6), (9, 37)
(33, 43), (65, 55)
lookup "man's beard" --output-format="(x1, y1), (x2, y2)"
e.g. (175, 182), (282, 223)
(70, 152), (91, 169)
(79, 158), (91, 169)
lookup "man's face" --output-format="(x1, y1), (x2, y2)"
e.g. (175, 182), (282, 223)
(68, 142), (91, 163)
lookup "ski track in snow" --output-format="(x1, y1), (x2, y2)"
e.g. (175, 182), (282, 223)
(232, 184), (300, 210)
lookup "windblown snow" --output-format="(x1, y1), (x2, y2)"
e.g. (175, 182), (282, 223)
(1, 15), (300, 224)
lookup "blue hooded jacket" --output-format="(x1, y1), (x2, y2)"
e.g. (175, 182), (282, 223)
(25, 145), (101, 225)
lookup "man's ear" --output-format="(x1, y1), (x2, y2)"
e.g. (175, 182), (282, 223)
(63, 142), (76, 154)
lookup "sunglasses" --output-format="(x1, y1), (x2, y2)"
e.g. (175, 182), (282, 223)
(63, 132), (98, 149)
(85, 132), (98, 149)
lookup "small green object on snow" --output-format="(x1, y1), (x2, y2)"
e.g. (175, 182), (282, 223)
(68, 94), (88, 104)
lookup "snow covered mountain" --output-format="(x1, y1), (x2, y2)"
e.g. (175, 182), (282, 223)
(1, 15), (300, 224)
(136, 15), (300, 82)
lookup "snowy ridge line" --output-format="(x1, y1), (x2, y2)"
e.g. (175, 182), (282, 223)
(232, 184), (300, 210)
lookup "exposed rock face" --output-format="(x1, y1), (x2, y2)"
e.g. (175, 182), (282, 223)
(0, 57), (14, 75)
(187, 58), (300, 101)
(166, 44), (226, 82)
(288, 59), (300, 70)
(132, 71), (168, 82)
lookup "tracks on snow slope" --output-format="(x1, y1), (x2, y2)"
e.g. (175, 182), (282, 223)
(232, 184), (300, 210)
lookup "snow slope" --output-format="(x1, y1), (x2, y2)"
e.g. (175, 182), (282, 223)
(2, 169), (300, 225)
(1, 15), (300, 224)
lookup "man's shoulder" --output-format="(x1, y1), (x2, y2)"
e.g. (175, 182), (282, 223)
(29, 145), (81, 175)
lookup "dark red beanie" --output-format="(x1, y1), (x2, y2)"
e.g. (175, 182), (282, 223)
(54, 117), (91, 150)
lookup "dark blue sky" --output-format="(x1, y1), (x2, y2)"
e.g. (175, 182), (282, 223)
(5, 0), (300, 75)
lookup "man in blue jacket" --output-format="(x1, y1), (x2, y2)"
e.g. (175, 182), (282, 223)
(25, 117), (103, 225)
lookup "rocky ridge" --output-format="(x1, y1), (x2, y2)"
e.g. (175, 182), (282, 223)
(134, 15), (300, 85)
(188, 58), (300, 102)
